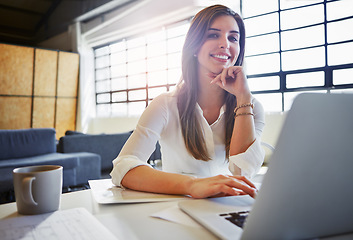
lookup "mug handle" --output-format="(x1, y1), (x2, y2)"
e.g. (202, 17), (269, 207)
(22, 177), (38, 206)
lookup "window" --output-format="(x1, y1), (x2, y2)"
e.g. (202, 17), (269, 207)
(94, 0), (353, 116)
(94, 21), (189, 117)
(242, 0), (353, 112)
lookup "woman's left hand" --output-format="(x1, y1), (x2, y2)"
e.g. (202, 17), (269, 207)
(209, 66), (251, 103)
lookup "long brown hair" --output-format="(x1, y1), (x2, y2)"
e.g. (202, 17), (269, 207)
(177, 5), (246, 161)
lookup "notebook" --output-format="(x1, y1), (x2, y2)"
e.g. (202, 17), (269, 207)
(179, 93), (353, 240)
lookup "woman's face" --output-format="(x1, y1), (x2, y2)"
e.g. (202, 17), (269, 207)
(196, 15), (240, 76)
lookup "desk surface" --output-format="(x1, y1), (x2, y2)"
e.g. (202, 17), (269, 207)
(0, 189), (217, 240)
(2, 178), (353, 240)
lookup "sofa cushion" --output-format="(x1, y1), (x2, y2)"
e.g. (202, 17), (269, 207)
(0, 128), (56, 160)
(58, 132), (132, 172)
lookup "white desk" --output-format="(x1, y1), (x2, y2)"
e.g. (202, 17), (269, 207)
(2, 174), (353, 240)
(0, 190), (217, 240)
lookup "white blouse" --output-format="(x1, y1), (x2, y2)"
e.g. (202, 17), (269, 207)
(110, 90), (265, 187)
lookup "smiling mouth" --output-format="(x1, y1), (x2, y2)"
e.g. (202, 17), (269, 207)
(210, 54), (230, 60)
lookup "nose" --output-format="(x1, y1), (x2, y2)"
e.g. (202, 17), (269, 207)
(219, 35), (229, 49)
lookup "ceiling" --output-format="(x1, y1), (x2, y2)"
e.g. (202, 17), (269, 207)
(0, 0), (131, 47)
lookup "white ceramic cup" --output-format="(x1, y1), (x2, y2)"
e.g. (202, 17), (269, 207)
(13, 165), (63, 215)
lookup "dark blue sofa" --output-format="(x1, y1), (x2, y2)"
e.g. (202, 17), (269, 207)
(57, 131), (161, 178)
(0, 128), (101, 203)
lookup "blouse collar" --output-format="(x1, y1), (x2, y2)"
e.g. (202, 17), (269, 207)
(196, 103), (226, 126)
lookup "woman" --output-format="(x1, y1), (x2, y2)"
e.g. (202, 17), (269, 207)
(110, 5), (265, 199)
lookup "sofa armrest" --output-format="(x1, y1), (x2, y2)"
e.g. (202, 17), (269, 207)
(0, 153), (79, 192)
(0, 152), (101, 193)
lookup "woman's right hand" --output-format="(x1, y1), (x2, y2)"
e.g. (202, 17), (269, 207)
(209, 66), (251, 103)
(186, 174), (257, 199)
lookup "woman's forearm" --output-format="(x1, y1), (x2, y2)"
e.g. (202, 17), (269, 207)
(229, 96), (256, 156)
(121, 165), (194, 195)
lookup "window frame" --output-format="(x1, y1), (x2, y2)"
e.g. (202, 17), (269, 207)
(242, 0), (353, 112)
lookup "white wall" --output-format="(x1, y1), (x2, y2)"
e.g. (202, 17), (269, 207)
(87, 117), (139, 134)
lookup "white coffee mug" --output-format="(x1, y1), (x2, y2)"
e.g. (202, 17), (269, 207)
(13, 165), (63, 215)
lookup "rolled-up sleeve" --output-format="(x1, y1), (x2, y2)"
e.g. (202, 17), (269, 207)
(229, 138), (265, 178)
(111, 155), (152, 187)
(228, 98), (265, 179)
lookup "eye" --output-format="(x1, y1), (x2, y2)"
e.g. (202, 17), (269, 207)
(207, 33), (219, 39)
(228, 35), (238, 42)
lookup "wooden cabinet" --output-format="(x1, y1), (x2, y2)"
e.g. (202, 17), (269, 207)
(0, 43), (79, 139)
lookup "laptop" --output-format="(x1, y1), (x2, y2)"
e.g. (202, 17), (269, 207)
(179, 93), (353, 240)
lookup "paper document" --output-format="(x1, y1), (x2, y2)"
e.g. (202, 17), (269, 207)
(151, 205), (202, 229)
(0, 208), (118, 240)
(89, 179), (187, 204)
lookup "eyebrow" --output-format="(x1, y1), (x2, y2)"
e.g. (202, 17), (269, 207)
(208, 28), (239, 34)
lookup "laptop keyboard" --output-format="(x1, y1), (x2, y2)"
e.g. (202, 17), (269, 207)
(219, 210), (250, 228)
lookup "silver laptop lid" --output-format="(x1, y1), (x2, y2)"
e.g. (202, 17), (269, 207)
(242, 93), (353, 239)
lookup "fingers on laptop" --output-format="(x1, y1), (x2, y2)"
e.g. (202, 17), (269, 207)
(231, 175), (257, 190)
(189, 175), (257, 199)
(220, 175), (257, 198)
